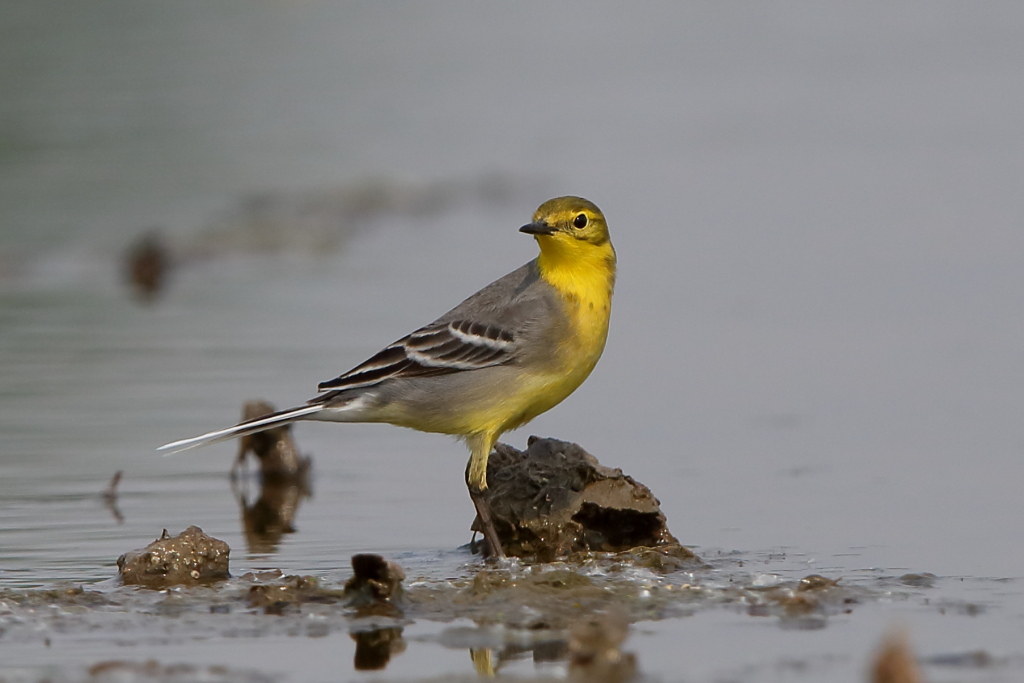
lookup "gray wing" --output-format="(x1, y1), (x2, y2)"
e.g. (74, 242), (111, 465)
(314, 260), (556, 396)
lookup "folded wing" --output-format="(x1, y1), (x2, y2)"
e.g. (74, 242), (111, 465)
(315, 320), (517, 395)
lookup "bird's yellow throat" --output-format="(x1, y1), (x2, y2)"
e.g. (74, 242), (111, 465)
(535, 234), (616, 369)
(535, 234), (616, 311)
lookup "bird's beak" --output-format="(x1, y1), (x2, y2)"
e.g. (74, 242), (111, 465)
(519, 220), (556, 236)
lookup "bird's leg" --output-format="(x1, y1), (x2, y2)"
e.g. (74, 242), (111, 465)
(468, 485), (505, 558)
(466, 433), (506, 559)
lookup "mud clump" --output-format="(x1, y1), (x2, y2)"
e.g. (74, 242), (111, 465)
(344, 553), (408, 673)
(244, 555), (408, 670)
(742, 573), (859, 629)
(343, 553), (406, 616)
(798, 574), (841, 592)
(246, 574), (343, 614)
(474, 437), (685, 561)
(245, 554), (405, 618)
(899, 572), (938, 588)
(117, 526), (230, 588)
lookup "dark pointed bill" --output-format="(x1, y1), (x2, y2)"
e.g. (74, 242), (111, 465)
(520, 220), (555, 235)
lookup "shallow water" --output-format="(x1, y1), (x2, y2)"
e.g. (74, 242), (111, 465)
(2, 3), (1024, 681)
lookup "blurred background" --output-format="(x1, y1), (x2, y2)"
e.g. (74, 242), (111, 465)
(0, 0), (1022, 658)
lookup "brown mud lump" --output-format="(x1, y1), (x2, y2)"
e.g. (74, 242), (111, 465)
(117, 525), (230, 588)
(473, 437), (684, 561)
(343, 553), (406, 616)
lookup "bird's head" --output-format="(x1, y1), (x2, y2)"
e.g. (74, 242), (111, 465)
(520, 196), (612, 251)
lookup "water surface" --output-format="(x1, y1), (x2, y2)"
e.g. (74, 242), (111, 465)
(2, 3), (1023, 681)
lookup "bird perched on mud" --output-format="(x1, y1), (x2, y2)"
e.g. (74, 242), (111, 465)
(160, 196), (617, 558)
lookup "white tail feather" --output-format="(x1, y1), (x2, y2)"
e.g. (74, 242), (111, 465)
(157, 404), (324, 455)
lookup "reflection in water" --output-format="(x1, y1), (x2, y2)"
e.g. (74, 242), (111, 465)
(231, 401), (313, 553)
(466, 612), (635, 681)
(234, 473), (311, 554)
(871, 630), (923, 683)
(352, 627), (407, 671)
(345, 554), (408, 671)
(469, 641), (570, 678)
(469, 638), (570, 677)
(102, 470), (124, 524)
(470, 648), (495, 677)
(567, 610), (637, 683)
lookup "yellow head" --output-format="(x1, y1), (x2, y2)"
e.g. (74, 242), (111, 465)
(520, 196), (616, 289)
(519, 195), (617, 312)
(520, 196), (612, 249)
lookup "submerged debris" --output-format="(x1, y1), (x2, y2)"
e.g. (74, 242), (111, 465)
(117, 526), (231, 588)
(473, 437), (684, 561)
(899, 573), (938, 588)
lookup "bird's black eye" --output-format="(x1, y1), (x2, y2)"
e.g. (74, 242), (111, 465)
(573, 213), (588, 229)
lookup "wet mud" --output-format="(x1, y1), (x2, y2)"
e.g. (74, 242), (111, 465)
(0, 547), (929, 683)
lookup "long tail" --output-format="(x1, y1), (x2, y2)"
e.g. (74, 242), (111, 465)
(157, 404), (324, 455)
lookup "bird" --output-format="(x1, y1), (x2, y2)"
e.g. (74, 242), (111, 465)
(159, 196), (617, 558)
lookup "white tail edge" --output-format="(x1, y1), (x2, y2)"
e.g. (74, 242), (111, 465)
(157, 404), (323, 455)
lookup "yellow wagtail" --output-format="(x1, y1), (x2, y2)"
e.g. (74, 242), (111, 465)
(159, 196), (616, 557)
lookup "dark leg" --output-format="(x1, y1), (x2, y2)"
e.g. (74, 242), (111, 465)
(468, 486), (506, 559)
